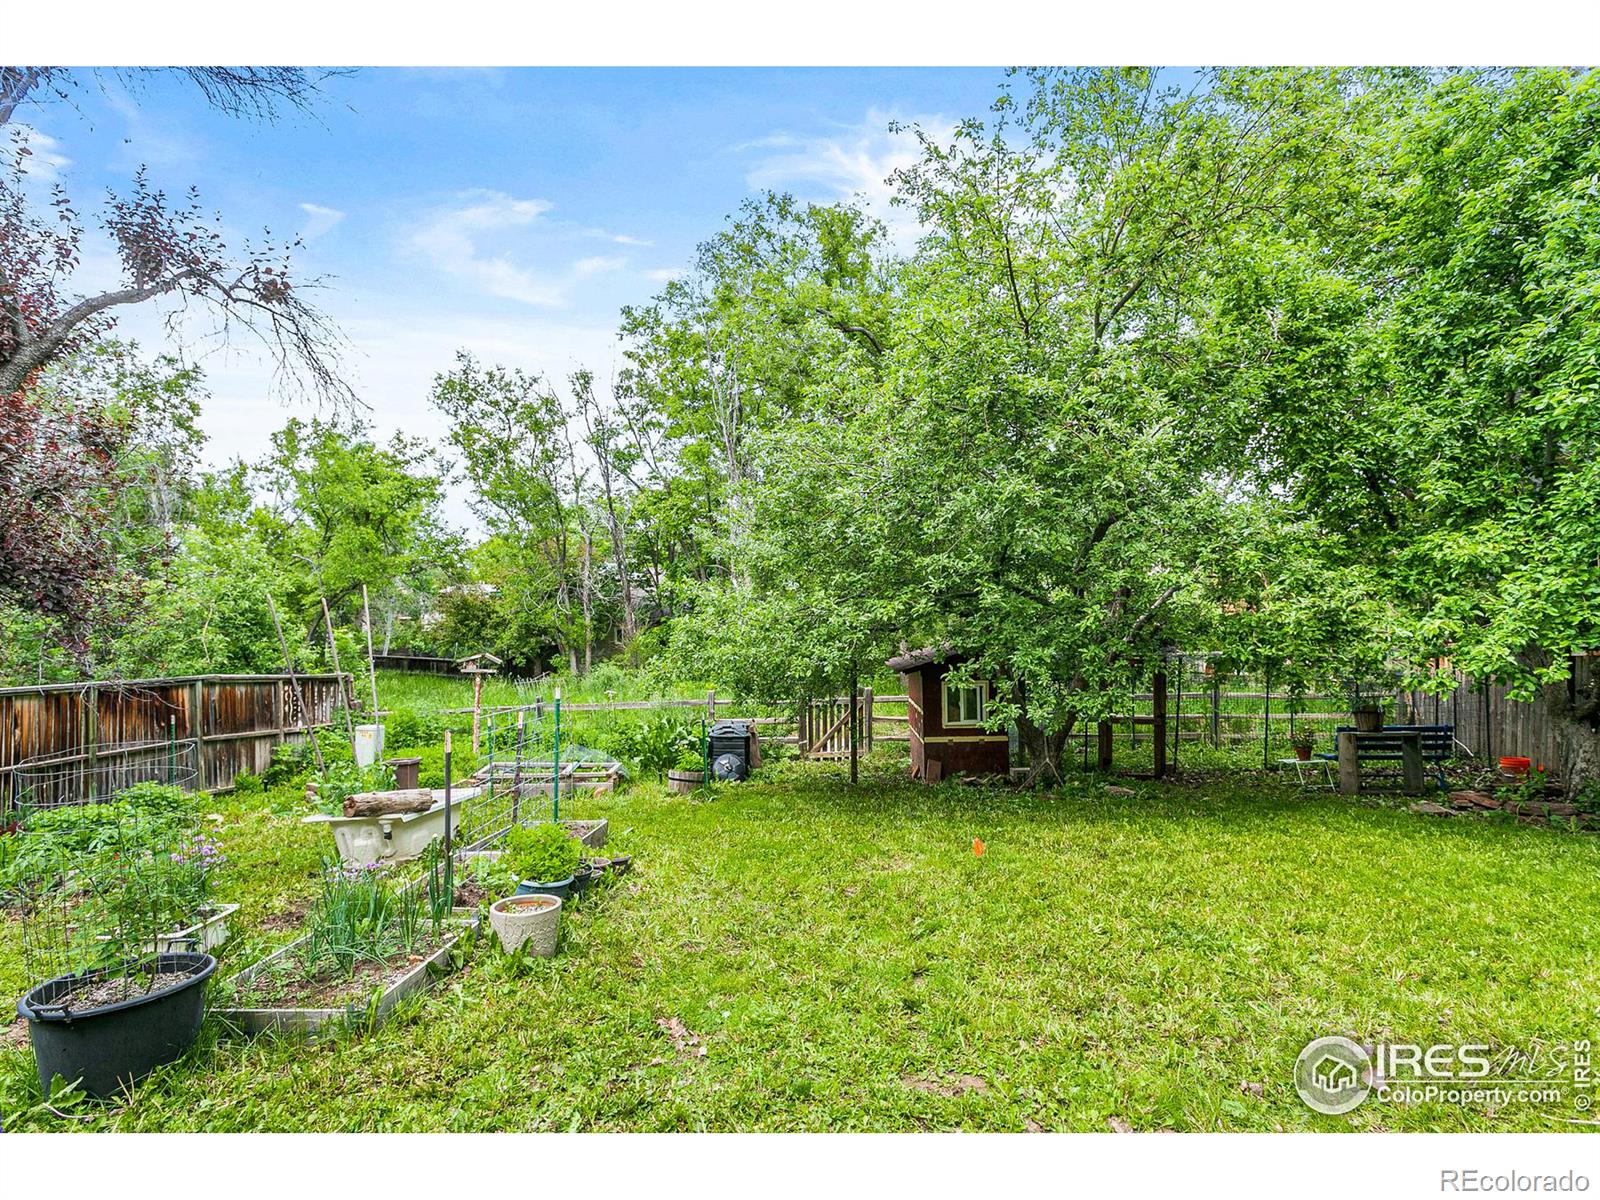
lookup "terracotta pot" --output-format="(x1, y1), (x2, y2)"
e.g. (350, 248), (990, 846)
(1294, 745), (1313, 762)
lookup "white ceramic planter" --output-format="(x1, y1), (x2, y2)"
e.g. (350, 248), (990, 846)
(488, 894), (562, 957)
(156, 902), (240, 954)
(303, 788), (480, 867)
(94, 902), (240, 955)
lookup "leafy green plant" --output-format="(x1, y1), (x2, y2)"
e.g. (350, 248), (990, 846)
(462, 852), (518, 900)
(312, 762), (397, 816)
(1, 784), (193, 896)
(86, 831), (226, 961)
(297, 855), (442, 978)
(231, 771), (263, 795)
(613, 715), (701, 778)
(503, 822), (581, 884)
(1288, 728), (1316, 752)
(674, 746), (706, 772)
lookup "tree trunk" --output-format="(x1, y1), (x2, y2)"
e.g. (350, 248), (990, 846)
(1545, 673), (1600, 795)
(1015, 710), (1074, 786)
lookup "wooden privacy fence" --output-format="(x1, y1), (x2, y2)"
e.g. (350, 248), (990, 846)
(0, 673), (352, 812)
(1394, 656), (1597, 770)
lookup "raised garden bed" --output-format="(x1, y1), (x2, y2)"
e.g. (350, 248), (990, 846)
(212, 910), (478, 1037)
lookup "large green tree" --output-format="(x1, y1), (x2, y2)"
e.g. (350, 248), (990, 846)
(1208, 67), (1600, 787)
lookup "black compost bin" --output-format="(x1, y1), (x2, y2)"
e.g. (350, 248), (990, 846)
(708, 720), (754, 782)
(17, 952), (217, 1099)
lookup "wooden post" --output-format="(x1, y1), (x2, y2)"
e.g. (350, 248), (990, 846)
(1096, 720), (1113, 772)
(266, 590), (325, 772)
(1152, 668), (1168, 779)
(707, 688), (716, 722)
(472, 671), (484, 758)
(1401, 732), (1424, 795)
(1211, 673), (1221, 748)
(864, 686), (874, 755)
(321, 596), (356, 750)
(1337, 731), (1360, 795)
(85, 683), (100, 802)
(849, 669), (860, 786)
(190, 678), (205, 790)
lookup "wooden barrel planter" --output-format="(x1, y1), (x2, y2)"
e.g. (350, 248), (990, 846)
(666, 769), (704, 794)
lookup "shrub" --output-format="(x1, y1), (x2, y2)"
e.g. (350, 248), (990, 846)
(675, 746), (706, 772)
(231, 771), (263, 795)
(384, 706), (442, 748)
(504, 822), (581, 884)
(612, 715), (701, 778)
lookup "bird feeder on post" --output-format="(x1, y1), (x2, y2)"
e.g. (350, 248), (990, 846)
(457, 652), (503, 759)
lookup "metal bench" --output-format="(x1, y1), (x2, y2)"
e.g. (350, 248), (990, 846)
(1317, 724), (1455, 794)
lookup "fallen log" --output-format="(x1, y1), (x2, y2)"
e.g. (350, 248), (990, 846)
(343, 789), (436, 818)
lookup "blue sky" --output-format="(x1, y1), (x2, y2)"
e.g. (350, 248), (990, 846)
(17, 67), (1010, 524)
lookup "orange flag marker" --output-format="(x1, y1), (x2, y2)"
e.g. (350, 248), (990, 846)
(973, 837), (985, 857)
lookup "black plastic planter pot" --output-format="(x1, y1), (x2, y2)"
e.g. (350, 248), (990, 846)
(17, 952), (217, 1099)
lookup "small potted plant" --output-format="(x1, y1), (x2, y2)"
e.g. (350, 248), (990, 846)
(666, 746), (706, 795)
(1288, 729), (1316, 761)
(505, 822), (582, 900)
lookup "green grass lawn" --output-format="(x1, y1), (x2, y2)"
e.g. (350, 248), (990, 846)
(3, 761), (1597, 1132)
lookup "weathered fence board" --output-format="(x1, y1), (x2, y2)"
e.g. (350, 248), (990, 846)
(0, 674), (352, 811)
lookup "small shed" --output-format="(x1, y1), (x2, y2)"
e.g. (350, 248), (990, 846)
(886, 647), (1009, 783)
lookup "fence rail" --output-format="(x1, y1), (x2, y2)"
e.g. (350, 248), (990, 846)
(0, 673), (352, 812)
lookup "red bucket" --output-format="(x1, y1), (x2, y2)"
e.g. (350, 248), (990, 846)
(1499, 756), (1531, 776)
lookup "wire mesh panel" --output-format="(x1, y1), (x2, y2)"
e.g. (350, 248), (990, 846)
(3, 785), (215, 986)
(11, 739), (201, 810)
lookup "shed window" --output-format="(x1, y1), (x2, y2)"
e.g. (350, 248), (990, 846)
(943, 680), (986, 727)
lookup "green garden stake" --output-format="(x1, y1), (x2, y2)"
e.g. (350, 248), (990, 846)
(552, 687), (561, 824)
(443, 730), (454, 907)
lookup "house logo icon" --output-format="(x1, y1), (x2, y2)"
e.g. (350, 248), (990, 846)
(1295, 1036), (1372, 1114)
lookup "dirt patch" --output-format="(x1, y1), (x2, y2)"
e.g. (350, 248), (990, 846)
(49, 960), (206, 1011)
(230, 935), (446, 1010)
(656, 1015), (707, 1060)
(452, 880), (493, 908)
(901, 1072), (988, 1097)
(2, 1019), (30, 1048)
(259, 899), (310, 933)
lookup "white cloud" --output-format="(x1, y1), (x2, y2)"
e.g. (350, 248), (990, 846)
(10, 124), (70, 183)
(583, 227), (652, 247)
(298, 202), (345, 240)
(404, 190), (646, 309)
(573, 255), (627, 278)
(644, 268), (684, 283)
(738, 107), (955, 248)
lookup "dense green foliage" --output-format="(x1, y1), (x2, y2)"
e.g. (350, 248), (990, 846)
(503, 821), (583, 884)
(2, 67), (1594, 788)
